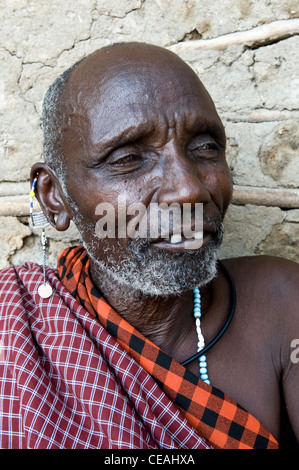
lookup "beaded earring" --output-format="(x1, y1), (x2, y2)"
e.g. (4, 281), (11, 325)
(29, 176), (53, 299)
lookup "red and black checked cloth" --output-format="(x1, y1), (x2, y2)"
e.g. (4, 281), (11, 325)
(0, 260), (210, 449)
(57, 245), (279, 449)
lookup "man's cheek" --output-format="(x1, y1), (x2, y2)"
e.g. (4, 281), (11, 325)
(95, 202), (116, 239)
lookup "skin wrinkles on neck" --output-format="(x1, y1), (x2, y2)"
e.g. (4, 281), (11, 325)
(89, 256), (215, 362)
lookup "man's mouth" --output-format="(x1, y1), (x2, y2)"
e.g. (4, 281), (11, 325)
(149, 230), (211, 252)
(166, 231), (203, 244)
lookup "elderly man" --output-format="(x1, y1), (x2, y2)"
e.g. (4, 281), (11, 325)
(0, 42), (298, 450)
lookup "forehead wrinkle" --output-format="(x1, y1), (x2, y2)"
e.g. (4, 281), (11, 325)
(63, 94), (225, 158)
(90, 118), (157, 154)
(62, 55), (225, 155)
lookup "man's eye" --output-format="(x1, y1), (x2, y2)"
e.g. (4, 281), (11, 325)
(190, 141), (222, 157)
(110, 154), (141, 165)
(202, 143), (219, 149)
(197, 142), (220, 151)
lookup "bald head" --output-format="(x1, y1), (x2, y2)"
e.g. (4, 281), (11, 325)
(42, 42), (221, 185)
(63, 42), (210, 107)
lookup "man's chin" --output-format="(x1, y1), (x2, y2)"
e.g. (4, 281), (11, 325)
(85, 237), (221, 297)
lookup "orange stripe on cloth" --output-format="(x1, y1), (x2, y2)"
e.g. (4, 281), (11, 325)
(57, 246), (279, 450)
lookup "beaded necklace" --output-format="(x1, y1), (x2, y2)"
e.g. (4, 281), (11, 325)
(193, 286), (210, 384)
(181, 261), (236, 384)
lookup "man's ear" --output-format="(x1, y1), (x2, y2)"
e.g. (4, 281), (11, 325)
(30, 162), (72, 231)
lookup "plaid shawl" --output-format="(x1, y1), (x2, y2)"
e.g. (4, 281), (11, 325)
(0, 258), (208, 449)
(0, 246), (279, 449)
(56, 246), (279, 450)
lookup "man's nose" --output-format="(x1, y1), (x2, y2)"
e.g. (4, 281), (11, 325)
(156, 149), (211, 206)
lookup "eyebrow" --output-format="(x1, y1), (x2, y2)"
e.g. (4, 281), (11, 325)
(90, 120), (156, 158)
(183, 107), (225, 138)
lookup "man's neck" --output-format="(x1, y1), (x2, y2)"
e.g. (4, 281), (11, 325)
(89, 260), (213, 363)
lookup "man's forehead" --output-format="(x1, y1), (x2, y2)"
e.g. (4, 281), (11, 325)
(59, 43), (224, 151)
(62, 43), (209, 110)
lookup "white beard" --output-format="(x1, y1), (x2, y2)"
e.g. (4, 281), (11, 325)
(83, 224), (223, 297)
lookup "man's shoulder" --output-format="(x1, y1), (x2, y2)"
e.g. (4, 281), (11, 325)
(0, 265), (18, 286)
(0, 262), (50, 298)
(222, 254), (299, 286)
(0, 262), (42, 280)
(222, 254), (299, 276)
(221, 254), (299, 320)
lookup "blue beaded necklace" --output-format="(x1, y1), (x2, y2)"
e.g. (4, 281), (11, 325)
(182, 260), (236, 385)
(193, 286), (210, 384)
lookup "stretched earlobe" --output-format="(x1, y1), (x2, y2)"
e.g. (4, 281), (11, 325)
(55, 211), (72, 231)
(30, 162), (72, 232)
